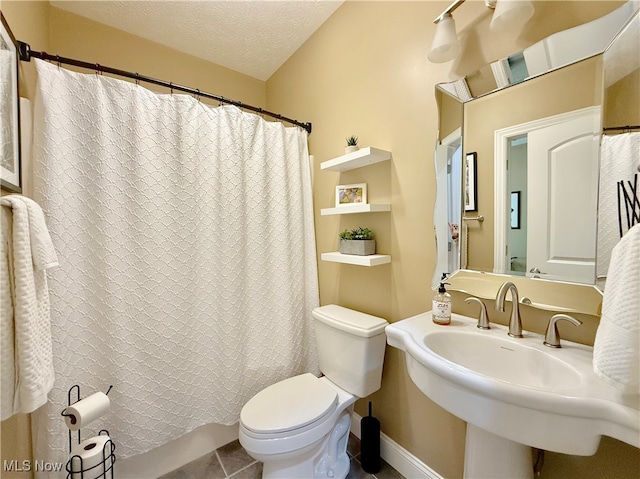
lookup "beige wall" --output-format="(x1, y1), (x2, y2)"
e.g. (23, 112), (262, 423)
(267, 1), (638, 477)
(437, 89), (463, 142)
(604, 68), (640, 128)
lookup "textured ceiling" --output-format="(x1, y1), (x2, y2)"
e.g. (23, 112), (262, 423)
(51, 1), (344, 81)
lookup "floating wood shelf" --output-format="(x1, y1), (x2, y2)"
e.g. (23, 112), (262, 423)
(320, 147), (391, 172)
(321, 204), (391, 215)
(321, 252), (391, 266)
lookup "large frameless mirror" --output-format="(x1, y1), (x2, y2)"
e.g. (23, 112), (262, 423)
(433, 1), (640, 293)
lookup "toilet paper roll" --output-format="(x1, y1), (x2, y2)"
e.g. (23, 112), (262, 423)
(69, 435), (114, 479)
(63, 392), (110, 431)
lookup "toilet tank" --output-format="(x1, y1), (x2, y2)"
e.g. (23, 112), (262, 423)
(312, 305), (388, 398)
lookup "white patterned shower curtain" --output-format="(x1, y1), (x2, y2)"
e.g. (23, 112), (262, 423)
(30, 59), (319, 469)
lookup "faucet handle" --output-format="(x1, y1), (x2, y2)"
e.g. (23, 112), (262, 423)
(465, 297), (490, 330)
(543, 314), (582, 348)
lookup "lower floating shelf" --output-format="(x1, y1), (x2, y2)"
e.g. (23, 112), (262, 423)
(321, 252), (391, 266)
(321, 204), (391, 215)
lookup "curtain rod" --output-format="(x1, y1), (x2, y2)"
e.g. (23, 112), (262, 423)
(17, 42), (312, 134)
(603, 125), (640, 132)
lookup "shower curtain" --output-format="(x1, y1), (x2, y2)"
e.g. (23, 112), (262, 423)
(30, 59), (319, 470)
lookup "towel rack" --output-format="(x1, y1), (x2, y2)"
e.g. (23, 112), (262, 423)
(463, 214), (484, 223)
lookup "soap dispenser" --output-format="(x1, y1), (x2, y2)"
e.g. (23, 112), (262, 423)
(432, 275), (452, 325)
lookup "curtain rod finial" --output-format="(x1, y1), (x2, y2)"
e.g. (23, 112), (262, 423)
(18, 41), (31, 62)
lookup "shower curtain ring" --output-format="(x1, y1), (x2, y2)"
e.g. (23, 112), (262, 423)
(196, 89), (200, 102)
(95, 63), (102, 76)
(55, 55), (61, 69)
(169, 82), (173, 94)
(135, 73), (140, 85)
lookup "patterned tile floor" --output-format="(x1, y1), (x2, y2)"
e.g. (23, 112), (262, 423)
(158, 433), (405, 479)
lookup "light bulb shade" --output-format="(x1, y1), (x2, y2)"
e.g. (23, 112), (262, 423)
(428, 14), (461, 63)
(490, 0), (534, 32)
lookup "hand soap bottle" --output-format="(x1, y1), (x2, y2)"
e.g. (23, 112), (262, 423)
(432, 278), (452, 325)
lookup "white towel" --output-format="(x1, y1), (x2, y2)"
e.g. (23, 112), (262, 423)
(0, 195), (58, 420)
(1, 205), (17, 420)
(593, 223), (640, 394)
(597, 132), (640, 281)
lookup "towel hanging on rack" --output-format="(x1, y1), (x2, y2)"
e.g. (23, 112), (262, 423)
(1, 194), (58, 420)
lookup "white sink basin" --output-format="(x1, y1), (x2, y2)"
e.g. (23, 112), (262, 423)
(386, 312), (640, 457)
(423, 330), (582, 390)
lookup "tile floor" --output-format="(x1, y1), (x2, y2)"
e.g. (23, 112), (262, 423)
(158, 433), (405, 479)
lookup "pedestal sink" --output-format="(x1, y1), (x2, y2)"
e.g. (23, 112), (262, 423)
(385, 312), (639, 478)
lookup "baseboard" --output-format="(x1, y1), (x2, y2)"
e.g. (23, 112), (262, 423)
(351, 413), (444, 479)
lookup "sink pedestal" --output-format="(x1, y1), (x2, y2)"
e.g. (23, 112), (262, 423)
(464, 425), (533, 479)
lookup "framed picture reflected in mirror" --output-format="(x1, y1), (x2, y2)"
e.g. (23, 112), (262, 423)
(511, 191), (521, 229)
(1, 12), (21, 193)
(464, 152), (477, 212)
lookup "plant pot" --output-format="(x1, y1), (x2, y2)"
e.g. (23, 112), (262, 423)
(339, 239), (376, 256)
(345, 145), (359, 154)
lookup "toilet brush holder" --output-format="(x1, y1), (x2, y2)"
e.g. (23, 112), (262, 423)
(360, 401), (381, 473)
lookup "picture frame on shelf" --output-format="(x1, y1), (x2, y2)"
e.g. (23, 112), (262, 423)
(336, 183), (367, 207)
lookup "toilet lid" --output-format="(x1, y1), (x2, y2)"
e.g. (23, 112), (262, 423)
(241, 373), (338, 434)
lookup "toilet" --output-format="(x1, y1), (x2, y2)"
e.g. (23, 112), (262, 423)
(239, 304), (388, 479)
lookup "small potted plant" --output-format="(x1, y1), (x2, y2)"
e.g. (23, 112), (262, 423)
(339, 227), (375, 256)
(345, 135), (359, 154)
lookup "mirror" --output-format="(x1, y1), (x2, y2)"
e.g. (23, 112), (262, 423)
(433, 1), (640, 290)
(0, 12), (21, 193)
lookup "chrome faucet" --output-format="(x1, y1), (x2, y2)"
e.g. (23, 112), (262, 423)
(465, 297), (490, 329)
(495, 282), (523, 338)
(543, 314), (583, 348)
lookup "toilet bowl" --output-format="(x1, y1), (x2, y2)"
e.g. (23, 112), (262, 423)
(239, 305), (388, 479)
(240, 374), (356, 478)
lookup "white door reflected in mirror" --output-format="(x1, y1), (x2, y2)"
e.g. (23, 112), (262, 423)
(495, 106), (601, 284)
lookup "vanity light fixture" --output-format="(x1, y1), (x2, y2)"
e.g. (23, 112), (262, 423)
(428, 13), (461, 63)
(428, 0), (535, 63)
(489, 0), (535, 32)
(428, 0), (465, 63)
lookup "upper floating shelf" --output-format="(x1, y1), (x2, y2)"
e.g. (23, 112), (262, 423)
(321, 203), (391, 215)
(320, 147), (392, 172)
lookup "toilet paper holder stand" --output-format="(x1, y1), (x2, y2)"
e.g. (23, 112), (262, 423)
(62, 384), (116, 479)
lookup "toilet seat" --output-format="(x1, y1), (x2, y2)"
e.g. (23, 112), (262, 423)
(241, 373), (338, 436)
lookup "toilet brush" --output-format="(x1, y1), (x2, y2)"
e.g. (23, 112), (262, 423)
(360, 401), (381, 473)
